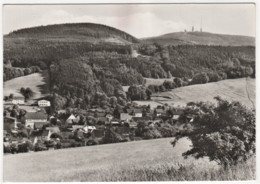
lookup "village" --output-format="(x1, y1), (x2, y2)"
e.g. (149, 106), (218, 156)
(3, 93), (192, 154)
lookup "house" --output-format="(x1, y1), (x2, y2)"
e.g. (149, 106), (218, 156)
(105, 114), (113, 121)
(154, 108), (165, 117)
(71, 125), (84, 132)
(38, 100), (51, 107)
(95, 112), (106, 118)
(46, 126), (60, 133)
(83, 126), (96, 133)
(4, 116), (17, 132)
(110, 120), (120, 126)
(172, 111), (183, 121)
(34, 122), (49, 129)
(25, 112), (48, 129)
(33, 130), (51, 144)
(66, 114), (80, 124)
(132, 116), (151, 122)
(128, 121), (138, 128)
(12, 96), (25, 105)
(133, 109), (143, 117)
(97, 117), (108, 125)
(120, 113), (133, 122)
(57, 109), (66, 114)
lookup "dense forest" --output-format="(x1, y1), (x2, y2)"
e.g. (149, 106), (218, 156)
(4, 23), (255, 110)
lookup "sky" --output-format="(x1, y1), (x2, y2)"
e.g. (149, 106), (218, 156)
(3, 4), (256, 38)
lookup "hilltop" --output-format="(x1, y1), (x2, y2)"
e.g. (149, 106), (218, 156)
(6, 23), (139, 44)
(143, 31), (255, 46)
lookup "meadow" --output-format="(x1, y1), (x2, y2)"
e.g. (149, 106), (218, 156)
(4, 138), (215, 182)
(135, 78), (255, 109)
(3, 70), (50, 100)
(4, 137), (255, 182)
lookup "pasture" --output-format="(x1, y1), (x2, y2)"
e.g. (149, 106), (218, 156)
(3, 138), (217, 182)
(135, 78), (255, 109)
(4, 71), (50, 100)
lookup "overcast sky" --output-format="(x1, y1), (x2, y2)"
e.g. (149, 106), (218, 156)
(3, 4), (255, 38)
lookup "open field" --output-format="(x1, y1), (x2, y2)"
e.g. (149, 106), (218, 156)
(4, 70), (50, 100)
(135, 78), (255, 109)
(4, 138), (218, 182)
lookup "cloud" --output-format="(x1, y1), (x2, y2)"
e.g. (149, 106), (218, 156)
(38, 10), (188, 38)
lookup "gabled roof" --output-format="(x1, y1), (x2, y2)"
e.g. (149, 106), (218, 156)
(67, 114), (76, 120)
(25, 112), (48, 120)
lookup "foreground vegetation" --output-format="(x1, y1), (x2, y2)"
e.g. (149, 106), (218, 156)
(98, 156), (255, 181)
(4, 137), (255, 182)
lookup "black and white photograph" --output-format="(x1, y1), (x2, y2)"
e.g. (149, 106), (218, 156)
(2, 1), (257, 182)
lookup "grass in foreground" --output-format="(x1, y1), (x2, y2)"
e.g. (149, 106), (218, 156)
(96, 156), (255, 181)
(3, 138), (255, 182)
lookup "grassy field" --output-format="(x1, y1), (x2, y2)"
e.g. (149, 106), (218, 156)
(4, 70), (50, 100)
(144, 77), (175, 86)
(4, 138), (218, 182)
(135, 78), (255, 109)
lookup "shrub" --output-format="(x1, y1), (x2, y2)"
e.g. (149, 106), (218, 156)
(190, 72), (209, 85)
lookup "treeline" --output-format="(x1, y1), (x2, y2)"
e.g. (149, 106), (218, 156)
(4, 64), (41, 81)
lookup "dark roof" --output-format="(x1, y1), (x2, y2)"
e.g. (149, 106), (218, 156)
(133, 109), (142, 113)
(132, 116), (151, 121)
(172, 111), (183, 115)
(12, 96), (24, 100)
(96, 112), (106, 117)
(126, 109), (133, 114)
(34, 122), (49, 129)
(155, 109), (165, 113)
(25, 112), (48, 120)
(4, 116), (16, 122)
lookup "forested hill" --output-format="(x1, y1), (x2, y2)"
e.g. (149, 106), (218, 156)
(143, 32), (255, 46)
(6, 23), (139, 44)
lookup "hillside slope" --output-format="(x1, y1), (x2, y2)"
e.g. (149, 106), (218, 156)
(3, 138), (216, 182)
(143, 32), (255, 46)
(6, 23), (139, 44)
(134, 78), (255, 109)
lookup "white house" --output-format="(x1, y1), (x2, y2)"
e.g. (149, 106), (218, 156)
(83, 126), (96, 133)
(12, 96), (25, 105)
(38, 100), (51, 107)
(133, 109), (143, 117)
(66, 114), (80, 124)
(25, 112), (48, 129)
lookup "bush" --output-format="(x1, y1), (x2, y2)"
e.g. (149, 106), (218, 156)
(172, 97), (255, 168)
(190, 72), (209, 85)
